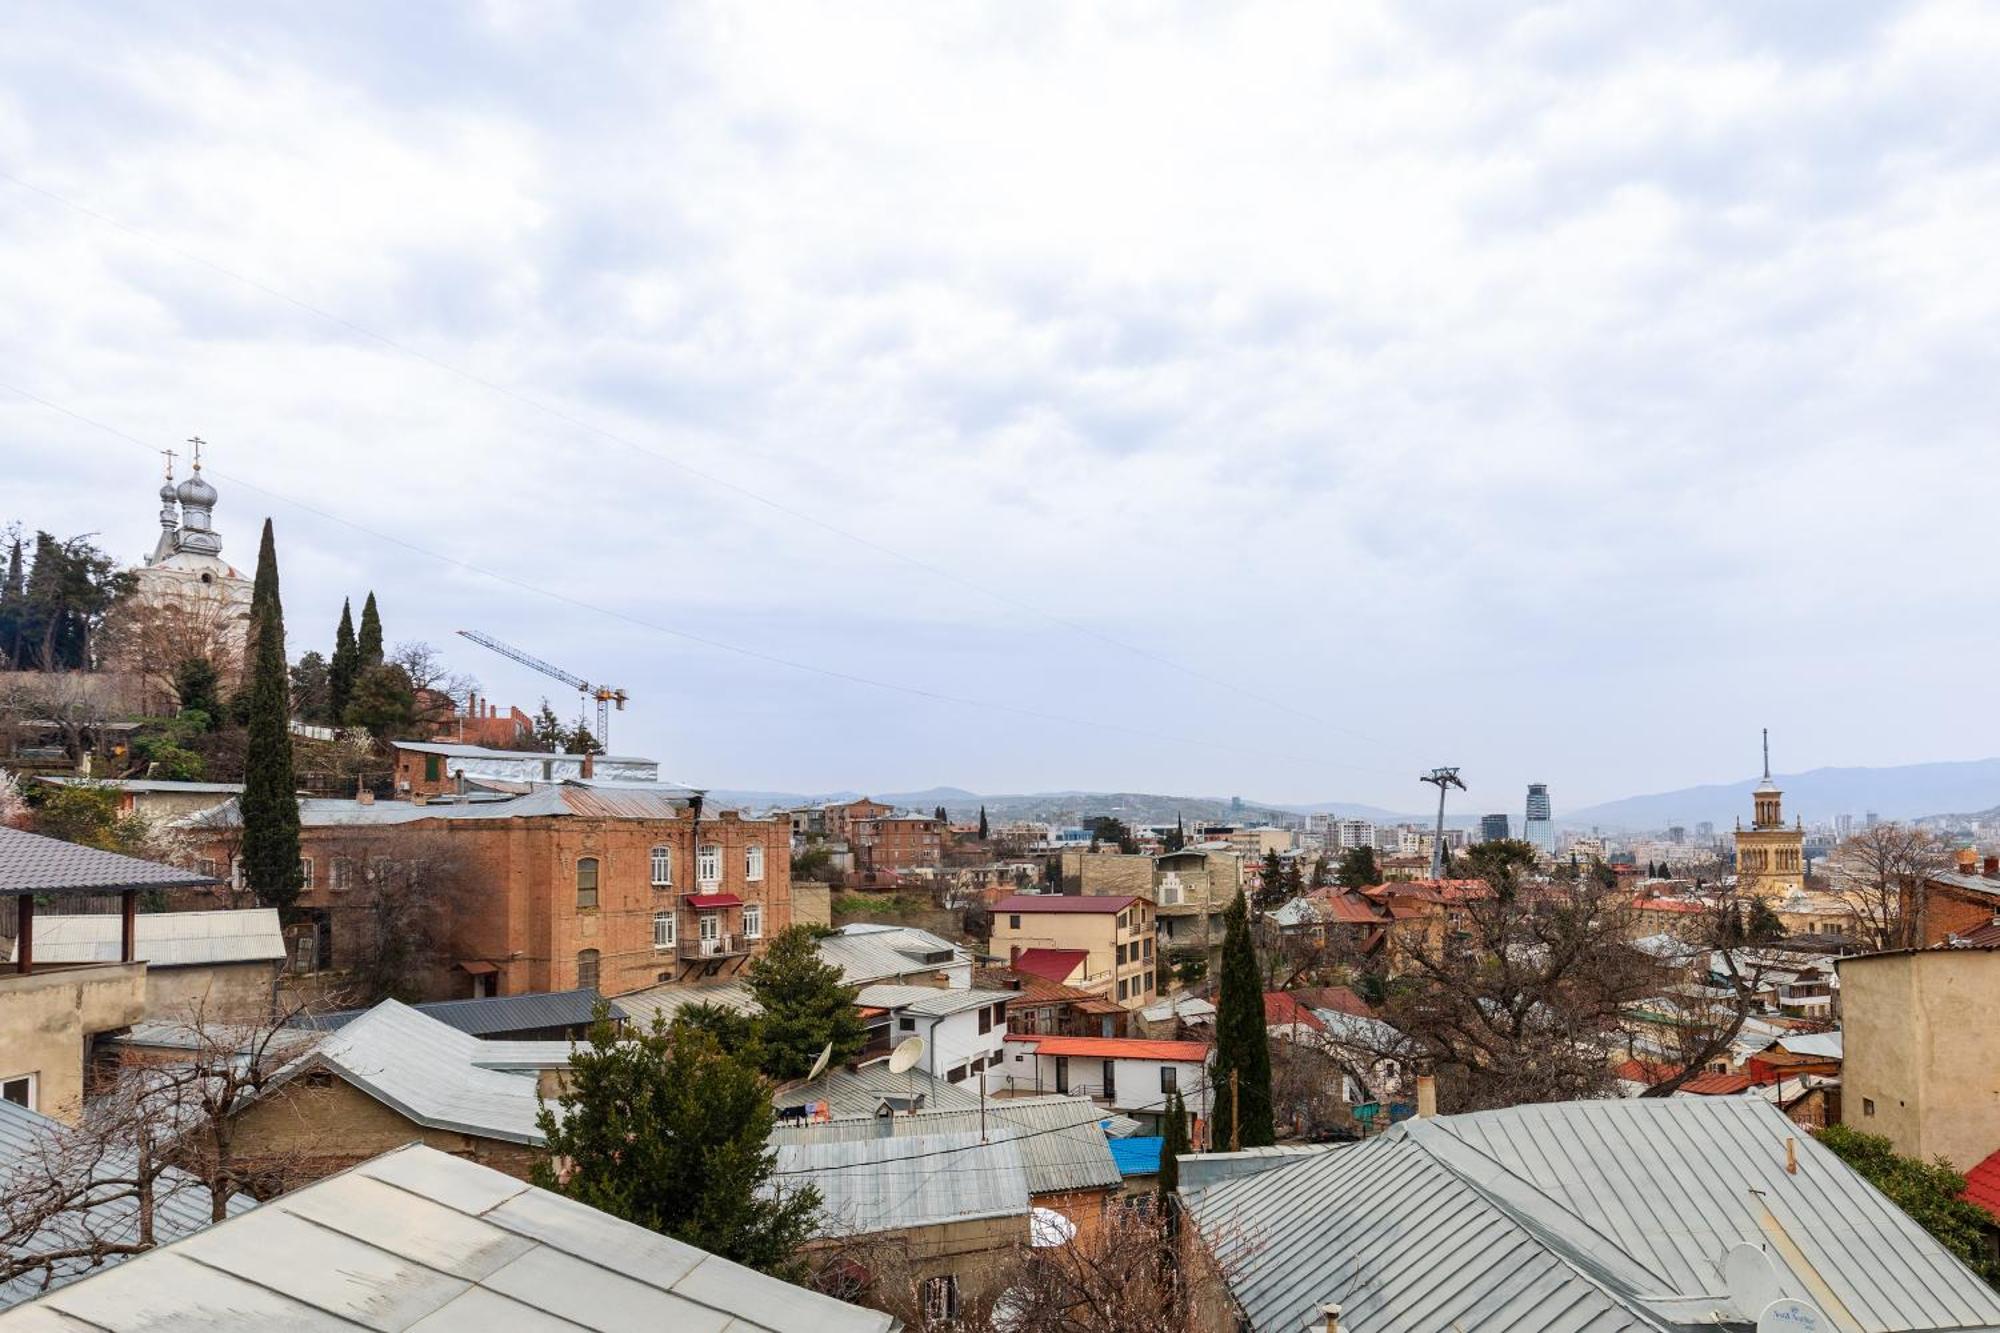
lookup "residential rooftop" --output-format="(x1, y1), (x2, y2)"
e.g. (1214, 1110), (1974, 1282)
(8, 908), (283, 968)
(994, 893), (1140, 914)
(0, 826), (220, 897)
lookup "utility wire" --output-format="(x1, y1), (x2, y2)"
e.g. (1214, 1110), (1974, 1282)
(0, 380), (1412, 779)
(0, 166), (1389, 751)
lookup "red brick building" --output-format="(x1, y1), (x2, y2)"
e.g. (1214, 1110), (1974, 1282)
(822, 797), (893, 843)
(853, 816), (945, 873)
(185, 785), (791, 1001)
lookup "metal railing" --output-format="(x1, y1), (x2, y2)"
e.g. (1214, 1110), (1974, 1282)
(679, 933), (751, 961)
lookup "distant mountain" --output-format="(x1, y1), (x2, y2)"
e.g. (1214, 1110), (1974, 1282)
(1561, 758), (2000, 831)
(699, 785), (1453, 827)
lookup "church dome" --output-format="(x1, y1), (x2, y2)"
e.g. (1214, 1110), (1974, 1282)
(159, 479), (178, 504)
(176, 471), (218, 509)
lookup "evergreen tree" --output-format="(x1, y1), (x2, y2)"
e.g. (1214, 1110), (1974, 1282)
(1747, 895), (1785, 942)
(1334, 845), (1379, 890)
(356, 591), (383, 666)
(1209, 890), (1275, 1150)
(745, 926), (869, 1080)
(328, 598), (359, 720)
(567, 723), (603, 755)
(535, 1011), (821, 1277)
(289, 651), (331, 724)
(0, 534), (23, 669)
(532, 699), (567, 751)
(977, 805), (990, 841)
(238, 520), (301, 912)
(344, 663), (418, 739)
(1257, 850), (1284, 912)
(171, 656), (223, 726)
(934, 804), (948, 823)
(1158, 1089), (1188, 1204)
(1164, 813), (1186, 853)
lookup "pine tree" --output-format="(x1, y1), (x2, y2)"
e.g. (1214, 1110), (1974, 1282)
(977, 805), (990, 841)
(357, 591), (383, 666)
(0, 535), (23, 669)
(238, 520), (301, 911)
(1209, 890), (1275, 1150)
(745, 926), (869, 1080)
(532, 699), (567, 751)
(328, 598), (359, 720)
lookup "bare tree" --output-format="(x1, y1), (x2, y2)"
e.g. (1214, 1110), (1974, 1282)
(104, 593), (246, 711)
(333, 831), (465, 1004)
(389, 641), (477, 737)
(1829, 824), (1953, 950)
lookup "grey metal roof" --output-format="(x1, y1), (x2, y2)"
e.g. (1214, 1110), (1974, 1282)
(1188, 1097), (2000, 1333)
(9, 909), (284, 968)
(35, 778), (244, 795)
(772, 1059), (983, 1116)
(0, 1099), (253, 1310)
(770, 1129), (1032, 1237)
(771, 1095), (1121, 1195)
(855, 984), (1011, 1017)
(290, 1000), (550, 1145)
(615, 979), (761, 1028)
(0, 826), (219, 897)
(0, 1142), (896, 1331)
(306, 987), (621, 1037)
(820, 925), (971, 985)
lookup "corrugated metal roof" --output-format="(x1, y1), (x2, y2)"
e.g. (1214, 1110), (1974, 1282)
(1770, 1030), (1842, 1060)
(1006, 1034), (1211, 1062)
(0, 827), (219, 897)
(855, 984), (1010, 1018)
(35, 778), (244, 795)
(9, 909), (284, 968)
(0, 1143), (895, 1331)
(1189, 1097), (2000, 1333)
(994, 893), (1136, 913)
(294, 1000), (549, 1145)
(614, 980), (760, 1028)
(0, 1101), (253, 1311)
(1009, 947), (1090, 983)
(820, 925), (970, 985)
(306, 987), (620, 1037)
(771, 1129), (1032, 1237)
(772, 1060), (983, 1116)
(771, 1096), (1120, 1195)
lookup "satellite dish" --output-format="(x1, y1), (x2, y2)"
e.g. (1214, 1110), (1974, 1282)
(887, 1036), (926, 1074)
(807, 1042), (834, 1082)
(1030, 1206), (1077, 1248)
(1722, 1243), (1784, 1321)
(1756, 1299), (1828, 1333)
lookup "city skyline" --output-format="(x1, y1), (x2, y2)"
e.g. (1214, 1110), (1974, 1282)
(8, 5), (2000, 807)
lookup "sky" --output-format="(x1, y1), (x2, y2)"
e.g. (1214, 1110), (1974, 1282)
(4, 2), (2000, 813)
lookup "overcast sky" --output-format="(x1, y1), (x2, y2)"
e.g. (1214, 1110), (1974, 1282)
(5, 3), (1998, 812)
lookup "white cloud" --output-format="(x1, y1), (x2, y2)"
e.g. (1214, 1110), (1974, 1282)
(3, 1), (1999, 807)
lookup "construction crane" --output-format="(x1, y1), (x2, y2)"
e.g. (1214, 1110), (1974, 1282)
(455, 630), (628, 751)
(1419, 767), (1466, 880)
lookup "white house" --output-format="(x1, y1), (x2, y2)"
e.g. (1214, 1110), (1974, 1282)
(856, 984), (1011, 1087)
(997, 1033), (1212, 1126)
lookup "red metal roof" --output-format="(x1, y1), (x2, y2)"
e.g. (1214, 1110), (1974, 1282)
(1009, 948), (1089, 984)
(994, 894), (1137, 914)
(1676, 1071), (1753, 1095)
(685, 893), (741, 909)
(1292, 985), (1375, 1018)
(1303, 891), (1390, 924)
(1005, 1033), (1210, 1061)
(1263, 992), (1325, 1030)
(1612, 1058), (1679, 1085)
(1634, 897), (1707, 914)
(1962, 1148), (2000, 1222)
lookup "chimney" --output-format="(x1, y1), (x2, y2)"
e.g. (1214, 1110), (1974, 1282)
(1957, 848), (1978, 874)
(1318, 1305), (1343, 1333)
(581, 752), (595, 780)
(1415, 1073), (1438, 1119)
(357, 788), (375, 806)
(1985, 856), (1998, 879)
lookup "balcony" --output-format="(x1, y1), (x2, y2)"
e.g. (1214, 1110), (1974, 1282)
(679, 933), (753, 962)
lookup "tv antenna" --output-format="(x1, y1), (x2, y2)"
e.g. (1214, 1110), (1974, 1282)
(806, 1041), (834, 1082)
(888, 1035), (925, 1115)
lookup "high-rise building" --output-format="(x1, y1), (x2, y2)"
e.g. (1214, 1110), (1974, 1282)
(1696, 821), (1715, 843)
(1667, 826), (1686, 845)
(1523, 783), (1554, 855)
(1480, 814), (1510, 843)
(1835, 814), (1854, 841)
(1335, 819), (1378, 852)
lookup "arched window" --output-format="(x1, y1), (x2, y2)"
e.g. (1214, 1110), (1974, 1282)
(651, 845), (673, 886)
(698, 845), (721, 885)
(577, 949), (600, 991)
(576, 857), (600, 908)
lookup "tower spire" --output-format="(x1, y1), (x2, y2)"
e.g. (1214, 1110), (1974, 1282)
(1762, 728), (1770, 782)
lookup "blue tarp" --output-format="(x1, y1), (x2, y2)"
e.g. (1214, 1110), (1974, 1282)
(1110, 1135), (1163, 1176)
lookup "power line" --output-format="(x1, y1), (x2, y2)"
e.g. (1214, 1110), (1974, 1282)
(0, 166), (1390, 752)
(0, 380), (1409, 779)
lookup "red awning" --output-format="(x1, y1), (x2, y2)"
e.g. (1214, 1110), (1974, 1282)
(686, 893), (742, 910)
(455, 960), (499, 975)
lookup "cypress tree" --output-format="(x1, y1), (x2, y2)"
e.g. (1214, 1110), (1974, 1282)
(239, 520), (302, 911)
(1158, 1089), (1188, 1204)
(1209, 890), (1275, 1150)
(977, 805), (990, 841)
(357, 591), (383, 666)
(328, 598), (359, 720)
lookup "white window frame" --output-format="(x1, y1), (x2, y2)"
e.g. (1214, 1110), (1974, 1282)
(697, 844), (721, 886)
(230, 856), (243, 891)
(298, 857), (314, 890)
(922, 1275), (959, 1324)
(745, 844), (765, 882)
(651, 845), (673, 887)
(1, 1073), (37, 1111)
(743, 903), (763, 939)
(653, 910), (676, 950)
(330, 858), (354, 892)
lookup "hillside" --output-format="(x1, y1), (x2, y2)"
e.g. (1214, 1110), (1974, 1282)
(1560, 757), (2000, 830)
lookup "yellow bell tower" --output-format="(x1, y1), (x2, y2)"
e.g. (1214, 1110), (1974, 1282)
(1735, 729), (1804, 899)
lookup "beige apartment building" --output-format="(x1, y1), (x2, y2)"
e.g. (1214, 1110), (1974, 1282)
(1060, 848), (1243, 971)
(1837, 946), (2000, 1171)
(990, 894), (1158, 1009)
